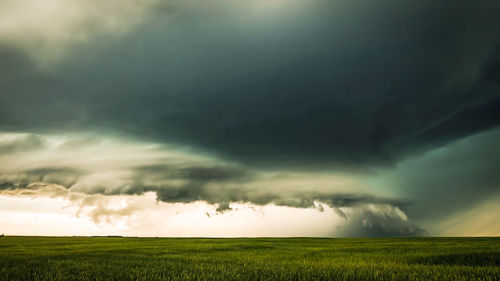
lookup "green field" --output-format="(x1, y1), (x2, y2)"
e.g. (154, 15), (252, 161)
(0, 237), (499, 281)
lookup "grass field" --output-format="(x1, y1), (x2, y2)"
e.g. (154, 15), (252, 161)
(0, 237), (499, 281)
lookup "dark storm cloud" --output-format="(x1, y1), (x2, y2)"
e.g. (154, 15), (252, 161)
(376, 128), (500, 226)
(153, 186), (408, 212)
(1, 0), (500, 236)
(1, 0), (500, 168)
(0, 134), (407, 211)
(135, 164), (251, 182)
(22, 162), (405, 212)
(0, 46), (75, 131)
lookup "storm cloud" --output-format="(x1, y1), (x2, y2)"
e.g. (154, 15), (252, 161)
(1, 0), (500, 236)
(370, 127), (500, 232)
(0, 133), (401, 209)
(1, 0), (499, 168)
(0, 132), (421, 236)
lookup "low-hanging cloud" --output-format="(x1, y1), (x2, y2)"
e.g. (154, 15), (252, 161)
(0, 131), (420, 236)
(369, 127), (500, 233)
(337, 204), (425, 237)
(0, 132), (398, 209)
(1, 181), (422, 237)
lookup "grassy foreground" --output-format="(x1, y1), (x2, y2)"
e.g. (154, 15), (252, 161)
(0, 237), (499, 281)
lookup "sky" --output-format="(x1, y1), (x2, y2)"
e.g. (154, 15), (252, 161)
(0, 0), (499, 237)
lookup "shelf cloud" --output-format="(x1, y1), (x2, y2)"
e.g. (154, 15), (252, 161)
(1, 0), (499, 237)
(0, 132), (421, 236)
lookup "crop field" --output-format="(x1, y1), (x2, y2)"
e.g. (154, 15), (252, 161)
(0, 237), (499, 281)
